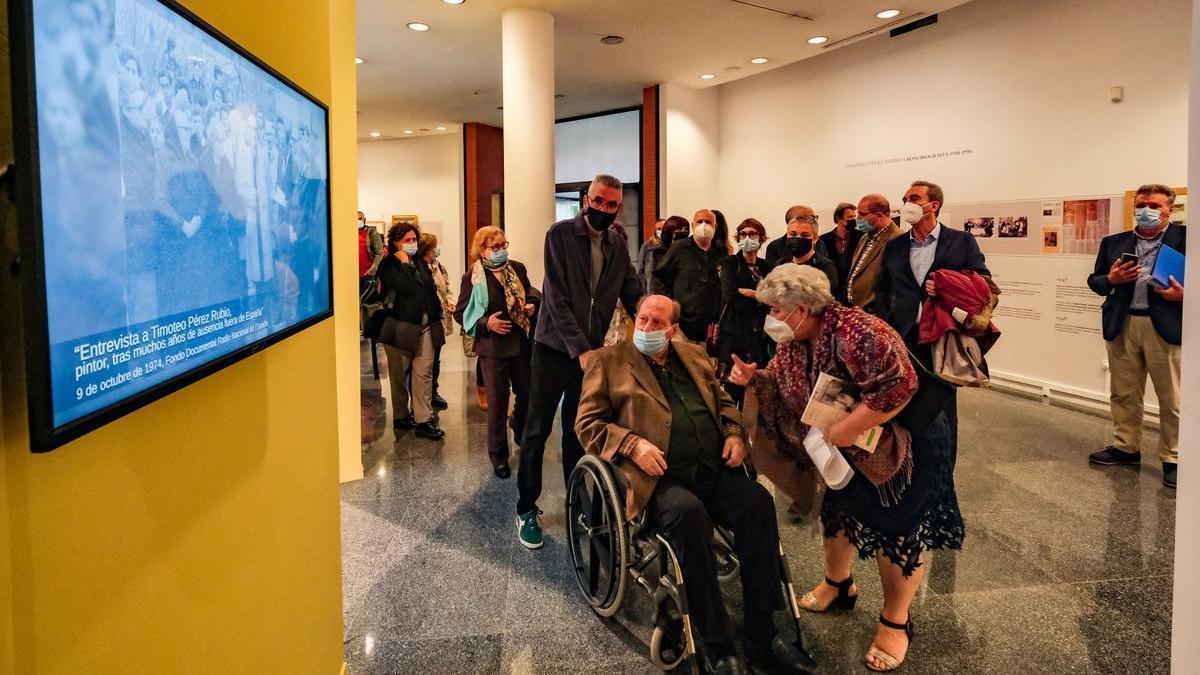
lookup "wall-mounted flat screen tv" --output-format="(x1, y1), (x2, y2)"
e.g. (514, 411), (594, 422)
(10, 0), (333, 452)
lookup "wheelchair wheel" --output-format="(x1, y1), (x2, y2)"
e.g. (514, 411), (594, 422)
(713, 539), (739, 584)
(566, 454), (630, 618)
(649, 623), (686, 671)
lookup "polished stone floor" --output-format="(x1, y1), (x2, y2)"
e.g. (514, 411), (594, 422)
(343, 337), (1175, 674)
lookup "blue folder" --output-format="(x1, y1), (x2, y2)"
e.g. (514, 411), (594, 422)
(1150, 243), (1185, 289)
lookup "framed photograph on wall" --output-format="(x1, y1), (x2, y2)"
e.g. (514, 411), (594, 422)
(391, 214), (419, 228)
(368, 220), (387, 235)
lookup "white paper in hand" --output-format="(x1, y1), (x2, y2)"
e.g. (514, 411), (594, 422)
(803, 427), (854, 490)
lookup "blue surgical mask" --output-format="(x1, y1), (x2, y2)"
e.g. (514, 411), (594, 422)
(855, 217), (873, 233)
(633, 328), (670, 355)
(402, 243), (419, 256)
(487, 249), (509, 267)
(1134, 206), (1162, 231)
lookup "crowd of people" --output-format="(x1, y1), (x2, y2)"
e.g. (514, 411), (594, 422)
(358, 176), (1184, 674)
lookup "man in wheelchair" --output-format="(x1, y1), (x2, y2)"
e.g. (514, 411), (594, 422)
(575, 295), (818, 675)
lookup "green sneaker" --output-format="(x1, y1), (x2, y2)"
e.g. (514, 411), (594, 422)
(516, 509), (544, 549)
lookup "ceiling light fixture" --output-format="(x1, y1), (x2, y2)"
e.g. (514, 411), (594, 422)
(369, 131), (380, 138)
(406, 22), (430, 31)
(699, 73), (716, 80)
(435, 125), (447, 131)
(443, 0), (465, 4)
(807, 35), (828, 44)
(355, 57), (365, 64)
(876, 9), (901, 19)
(600, 35), (624, 45)
(403, 129), (414, 134)
(750, 57), (768, 64)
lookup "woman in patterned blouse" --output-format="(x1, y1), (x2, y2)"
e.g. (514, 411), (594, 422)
(729, 264), (964, 673)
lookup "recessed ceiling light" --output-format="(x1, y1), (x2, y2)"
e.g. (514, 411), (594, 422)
(355, 57), (365, 64)
(435, 125), (447, 131)
(699, 73), (716, 80)
(443, 0), (465, 4)
(600, 35), (624, 45)
(406, 22), (430, 31)
(877, 9), (901, 19)
(403, 129), (414, 134)
(369, 131), (380, 138)
(807, 35), (828, 44)
(750, 57), (768, 64)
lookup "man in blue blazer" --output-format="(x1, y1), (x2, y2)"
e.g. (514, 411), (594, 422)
(1086, 183), (1184, 489)
(874, 180), (990, 467)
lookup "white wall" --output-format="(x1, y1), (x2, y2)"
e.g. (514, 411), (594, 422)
(688, 0), (1190, 404)
(1172, 0), (1200, 667)
(660, 84), (720, 219)
(357, 134), (466, 286)
(717, 0), (1189, 239)
(555, 110), (640, 185)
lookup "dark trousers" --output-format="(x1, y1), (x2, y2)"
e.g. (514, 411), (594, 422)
(431, 345), (443, 399)
(516, 342), (584, 515)
(909, 332), (959, 467)
(480, 349), (531, 466)
(648, 470), (782, 654)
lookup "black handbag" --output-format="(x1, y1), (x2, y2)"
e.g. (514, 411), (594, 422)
(362, 289), (394, 340)
(378, 316), (422, 353)
(895, 349), (956, 431)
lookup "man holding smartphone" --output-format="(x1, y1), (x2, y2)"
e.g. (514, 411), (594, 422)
(1086, 183), (1186, 489)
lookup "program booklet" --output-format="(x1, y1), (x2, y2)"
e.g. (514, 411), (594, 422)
(800, 372), (882, 453)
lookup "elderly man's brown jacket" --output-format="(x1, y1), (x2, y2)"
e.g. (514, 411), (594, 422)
(846, 221), (902, 311)
(575, 340), (747, 519)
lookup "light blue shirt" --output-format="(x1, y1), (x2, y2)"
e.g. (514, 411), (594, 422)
(1131, 231), (1165, 311)
(909, 222), (942, 285)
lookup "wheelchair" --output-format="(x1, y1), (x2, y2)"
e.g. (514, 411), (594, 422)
(566, 453), (809, 673)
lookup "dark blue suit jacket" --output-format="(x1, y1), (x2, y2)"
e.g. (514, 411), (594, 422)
(1087, 225), (1185, 345)
(874, 224), (990, 341)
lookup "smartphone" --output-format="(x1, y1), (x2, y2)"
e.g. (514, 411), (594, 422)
(1120, 252), (1140, 266)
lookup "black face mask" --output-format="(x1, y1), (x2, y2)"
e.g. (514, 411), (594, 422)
(585, 206), (618, 232)
(661, 228), (677, 248)
(786, 236), (814, 257)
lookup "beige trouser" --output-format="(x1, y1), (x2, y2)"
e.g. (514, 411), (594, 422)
(1106, 315), (1180, 463)
(383, 327), (436, 423)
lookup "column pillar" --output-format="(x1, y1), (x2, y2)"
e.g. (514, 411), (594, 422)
(501, 8), (555, 285)
(1171, 0), (1200, 665)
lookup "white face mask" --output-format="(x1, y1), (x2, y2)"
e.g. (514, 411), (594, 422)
(694, 223), (715, 241)
(358, 217), (366, 229)
(899, 201), (926, 225)
(764, 308), (798, 343)
(738, 237), (761, 253)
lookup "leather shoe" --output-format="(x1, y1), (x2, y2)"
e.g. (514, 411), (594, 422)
(493, 464), (511, 479)
(1164, 462), (1178, 489)
(431, 394), (448, 411)
(744, 635), (818, 675)
(414, 421), (445, 440)
(1089, 446), (1141, 466)
(704, 655), (747, 675)
(393, 414), (416, 431)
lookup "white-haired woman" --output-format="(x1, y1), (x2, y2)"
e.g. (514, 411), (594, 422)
(729, 264), (964, 673)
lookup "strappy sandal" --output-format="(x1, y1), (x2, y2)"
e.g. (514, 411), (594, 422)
(865, 614), (914, 672)
(799, 575), (858, 612)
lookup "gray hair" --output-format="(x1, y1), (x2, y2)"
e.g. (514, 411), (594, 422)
(1136, 183), (1177, 206)
(756, 264), (833, 315)
(589, 174), (623, 193)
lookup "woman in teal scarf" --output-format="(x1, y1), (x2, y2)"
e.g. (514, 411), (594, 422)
(454, 226), (539, 478)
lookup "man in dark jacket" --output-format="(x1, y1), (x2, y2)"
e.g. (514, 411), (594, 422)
(818, 202), (863, 302)
(875, 180), (990, 467)
(651, 209), (726, 342)
(515, 174), (643, 549)
(765, 204), (830, 268)
(1086, 183), (1184, 489)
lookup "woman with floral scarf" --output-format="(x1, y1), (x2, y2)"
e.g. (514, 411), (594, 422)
(729, 264), (964, 673)
(454, 226), (539, 478)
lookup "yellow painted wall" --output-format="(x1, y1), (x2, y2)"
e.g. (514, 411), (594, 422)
(0, 0), (355, 672)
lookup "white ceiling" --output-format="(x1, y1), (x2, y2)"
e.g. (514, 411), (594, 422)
(356, 0), (974, 142)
